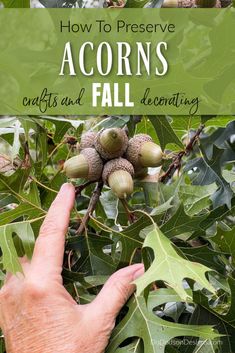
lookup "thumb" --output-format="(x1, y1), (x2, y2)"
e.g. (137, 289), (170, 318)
(91, 264), (144, 318)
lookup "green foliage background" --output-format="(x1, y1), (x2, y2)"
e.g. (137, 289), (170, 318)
(0, 115), (235, 353)
(0, 2), (235, 353)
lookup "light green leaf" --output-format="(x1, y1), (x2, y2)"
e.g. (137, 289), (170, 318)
(0, 225), (22, 274)
(0, 172), (45, 217)
(203, 116), (235, 128)
(107, 290), (219, 353)
(11, 222), (35, 259)
(0, 203), (40, 226)
(0, 169), (30, 194)
(150, 196), (174, 216)
(170, 116), (201, 139)
(192, 338), (221, 353)
(179, 184), (217, 216)
(134, 226), (215, 301)
(0, 221), (35, 273)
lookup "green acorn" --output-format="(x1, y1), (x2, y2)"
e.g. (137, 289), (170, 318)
(162, 0), (179, 7)
(162, 0), (194, 7)
(102, 158), (134, 199)
(125, 134), (163, 169)
(94, 128), (128, 160)
(63, 148), (103, 181)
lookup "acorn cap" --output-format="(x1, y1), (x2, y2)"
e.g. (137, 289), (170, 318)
(81, 148), (103, 180)
(63, 148), (103, 181)
(125, 134), (151, 167)
(102, 157), (134, 185)
(95, 128), (129, 160)
(80, 131), (97, 150)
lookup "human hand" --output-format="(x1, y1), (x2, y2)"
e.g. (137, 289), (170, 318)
(0, 183), (144, 353)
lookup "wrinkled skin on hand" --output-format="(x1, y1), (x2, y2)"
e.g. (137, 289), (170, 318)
(0, 184), (144, 353)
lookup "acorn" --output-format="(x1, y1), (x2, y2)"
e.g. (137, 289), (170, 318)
(63, 148), (103, 181)
(102, 158), (134, 199)
(80, 131), (97, 150)
(125, 134), (163, 169)
(162, 0), (194, 7)
(94, 128), (128, 160)
(162, 0), (179, 7)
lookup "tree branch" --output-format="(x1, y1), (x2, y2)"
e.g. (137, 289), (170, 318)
(159, 124), (205, 183)
(76, 180), (103, 235)
(75, 180), (97, 198)
(21, 141), (31, 169)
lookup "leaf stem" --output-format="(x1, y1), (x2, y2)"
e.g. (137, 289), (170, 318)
(29, 176), (58, 194)
(75, 180), (96, 197)
(48, 141), (64, 160)
(120, 198), (136, 223)
(132, 209), (156, 228)
(0, 178), (46, 215)
(89, 214), (143, 245)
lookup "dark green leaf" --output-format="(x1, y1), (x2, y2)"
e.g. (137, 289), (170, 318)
(149, 116), (184, 150)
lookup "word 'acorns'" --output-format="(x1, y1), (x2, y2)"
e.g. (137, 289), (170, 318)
(63, 128), (163, 199)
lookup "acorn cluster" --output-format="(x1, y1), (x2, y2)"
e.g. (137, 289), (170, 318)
(63, 128), (162, 199)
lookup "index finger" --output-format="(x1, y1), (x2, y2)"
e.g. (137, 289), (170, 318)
(31, 183), (75, 277)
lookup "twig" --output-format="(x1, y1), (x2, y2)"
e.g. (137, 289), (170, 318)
(159, 124), (205, 183)
(65, 136), (78, 146)
(184, 124), (205, 154)
(120, 198), (136, 223)
(132, 115), (143, 125)
(21, 141), (31, 169)
(76, 181), (103, 235)
(75, 180), (96, 197)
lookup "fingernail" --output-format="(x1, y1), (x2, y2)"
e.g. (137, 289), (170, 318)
(133, 265), (144, 280)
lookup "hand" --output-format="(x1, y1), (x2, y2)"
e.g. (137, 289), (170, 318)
(0, 183), (144, 353)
